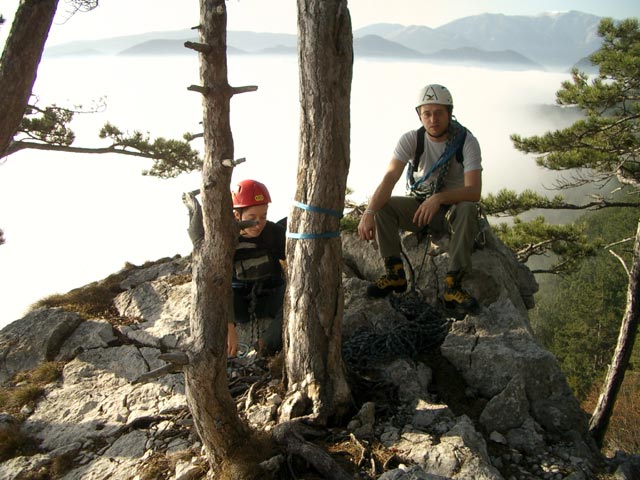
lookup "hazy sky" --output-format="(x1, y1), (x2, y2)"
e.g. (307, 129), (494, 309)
(1, 0), (639, 47)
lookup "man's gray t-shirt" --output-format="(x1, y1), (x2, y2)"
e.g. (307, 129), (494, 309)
(393, 128), (482, 193)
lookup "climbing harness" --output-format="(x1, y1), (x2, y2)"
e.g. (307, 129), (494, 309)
(407, 121), (467, 201)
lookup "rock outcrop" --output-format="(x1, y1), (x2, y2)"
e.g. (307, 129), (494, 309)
(0, 230), (631, 479)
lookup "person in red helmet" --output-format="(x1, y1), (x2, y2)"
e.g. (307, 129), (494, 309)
(228, 179), (286, 357)
(183, 179), (286, 357)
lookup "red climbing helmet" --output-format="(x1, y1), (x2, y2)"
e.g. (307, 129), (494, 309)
(232, 179), (272, 208)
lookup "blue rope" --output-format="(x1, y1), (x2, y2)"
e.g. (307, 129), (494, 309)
(286, 200), (342, 240)
(292, 200), (343, 218)
(286, 230), (340, 239)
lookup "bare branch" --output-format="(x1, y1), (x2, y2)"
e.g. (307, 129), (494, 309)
(131, 363), (181, 385)
(184, 41), (211, 54)
(609, 249), (631, 277)
(158, 351), (190, 366)
(605, 237), (635, 249)
(231, 85), (259, 95)
(6, 140), (166, 159)
(187, 85), (211, 95)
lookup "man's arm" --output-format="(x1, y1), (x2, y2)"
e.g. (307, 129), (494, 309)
(413, 169), (482, 227)
(357, 158), (406, 241)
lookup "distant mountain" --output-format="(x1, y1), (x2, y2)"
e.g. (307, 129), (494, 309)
(44, 10), (606, 69)
(366, 24), (470, 55)
(353, 10), (603, 67)
(227, 31), (296, 52)
(256, 45), (297, 55)
(433, 11), (602, 66)
(44, 29), (196, 56)
(118, 39), (194, 56)
(118, 39), (245, 56)
(353, 35), (423, 58)
(573, 53), (599, 74)
(425, 47), (543, 70)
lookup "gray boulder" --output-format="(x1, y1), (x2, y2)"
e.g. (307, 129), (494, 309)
(0, 308), (83, 383)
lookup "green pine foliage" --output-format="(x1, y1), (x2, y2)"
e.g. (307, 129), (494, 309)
(497, 18), (640, 444)
(99, 123), (202, 178)
(511, 18), (640, 189)
(492, 216), (598, 274)
(8, 102), (203, 178)
(19, 104), (75, 146)
(530, 205), (639, 400)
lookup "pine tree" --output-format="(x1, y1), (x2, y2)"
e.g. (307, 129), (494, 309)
(485, 17), (640, 448)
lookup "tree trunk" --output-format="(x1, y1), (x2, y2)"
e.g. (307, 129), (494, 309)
(0, 0), (58, 158)
(281, 0), (353, 424)
(184, 0), (252, 472)
(589, 220), (640, 447)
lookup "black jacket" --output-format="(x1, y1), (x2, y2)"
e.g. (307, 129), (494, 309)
(232, 221), (286, 290)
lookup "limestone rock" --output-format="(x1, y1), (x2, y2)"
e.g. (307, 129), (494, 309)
(0, 231), (607, 479)
(0, 308), (83, 383)
(21, 344), (185, 451)
(0, 454), (51, 480)
(479, 374), (529, 433)
(115, 279), (191, 349)
(118, 255), (190, 290)
(56, 319), (118, 361)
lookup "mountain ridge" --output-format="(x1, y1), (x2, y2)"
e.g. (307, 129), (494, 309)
(43, 10), (608, 70)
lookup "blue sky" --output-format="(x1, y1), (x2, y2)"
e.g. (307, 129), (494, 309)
(1, 0), (639, 47)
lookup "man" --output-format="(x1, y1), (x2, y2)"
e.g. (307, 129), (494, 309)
(357, 84), (482, 312)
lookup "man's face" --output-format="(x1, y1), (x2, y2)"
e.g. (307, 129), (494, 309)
(418, 104), (450, 140)
(235, 204), (268, 238)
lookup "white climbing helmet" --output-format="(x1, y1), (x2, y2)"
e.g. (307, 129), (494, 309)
(416, 84), (453, 110)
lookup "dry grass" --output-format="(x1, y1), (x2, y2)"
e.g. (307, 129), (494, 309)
(0, 423), (40, 462)
(29, 257), (188, 326)
(137, 449), (206, 480)
(30, 280), (124, 320)
(0, 362), (63, 415)
(582, 371), (640, 455)
(14, 361), (63, 385)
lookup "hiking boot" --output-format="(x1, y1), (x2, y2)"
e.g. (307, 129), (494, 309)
(367, 256), (407, 298)
(443, 271), (479, 313)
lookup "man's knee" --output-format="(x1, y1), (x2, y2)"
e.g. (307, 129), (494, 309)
(453, 201), (478, 219)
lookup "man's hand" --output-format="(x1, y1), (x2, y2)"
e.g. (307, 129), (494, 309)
(227, 323), (238, 357)
(413, 195), (442, 227)
(358, 212), (376, 241)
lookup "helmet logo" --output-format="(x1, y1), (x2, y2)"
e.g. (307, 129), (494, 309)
(254, 194), (265, 202)
(422, 85), (438, 102)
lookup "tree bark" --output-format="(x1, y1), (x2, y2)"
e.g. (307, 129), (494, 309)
(589, 219), (640, 447)
(0, 0), (58, 157)
(184, 0), (252, 472)
(281, 0), (353, 424)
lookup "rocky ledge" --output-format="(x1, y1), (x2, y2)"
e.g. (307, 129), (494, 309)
(0, 230), (638, 479)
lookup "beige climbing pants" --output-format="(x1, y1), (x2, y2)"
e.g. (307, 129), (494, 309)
(374, 196), (480, 274)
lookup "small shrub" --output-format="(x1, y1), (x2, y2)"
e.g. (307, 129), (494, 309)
(28, 262), (143, 319)
(50, 452), (77, 477)
(340, 214), (360, 234)
(30, 282), (121, 319)
(0, 424), (40, 462)
(167, 273), (192, 286)
(14, 361), (63, 385)
(137, 452), (173, 480)
(0, 362), (64, 414)
(582, 371), (640, 455)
